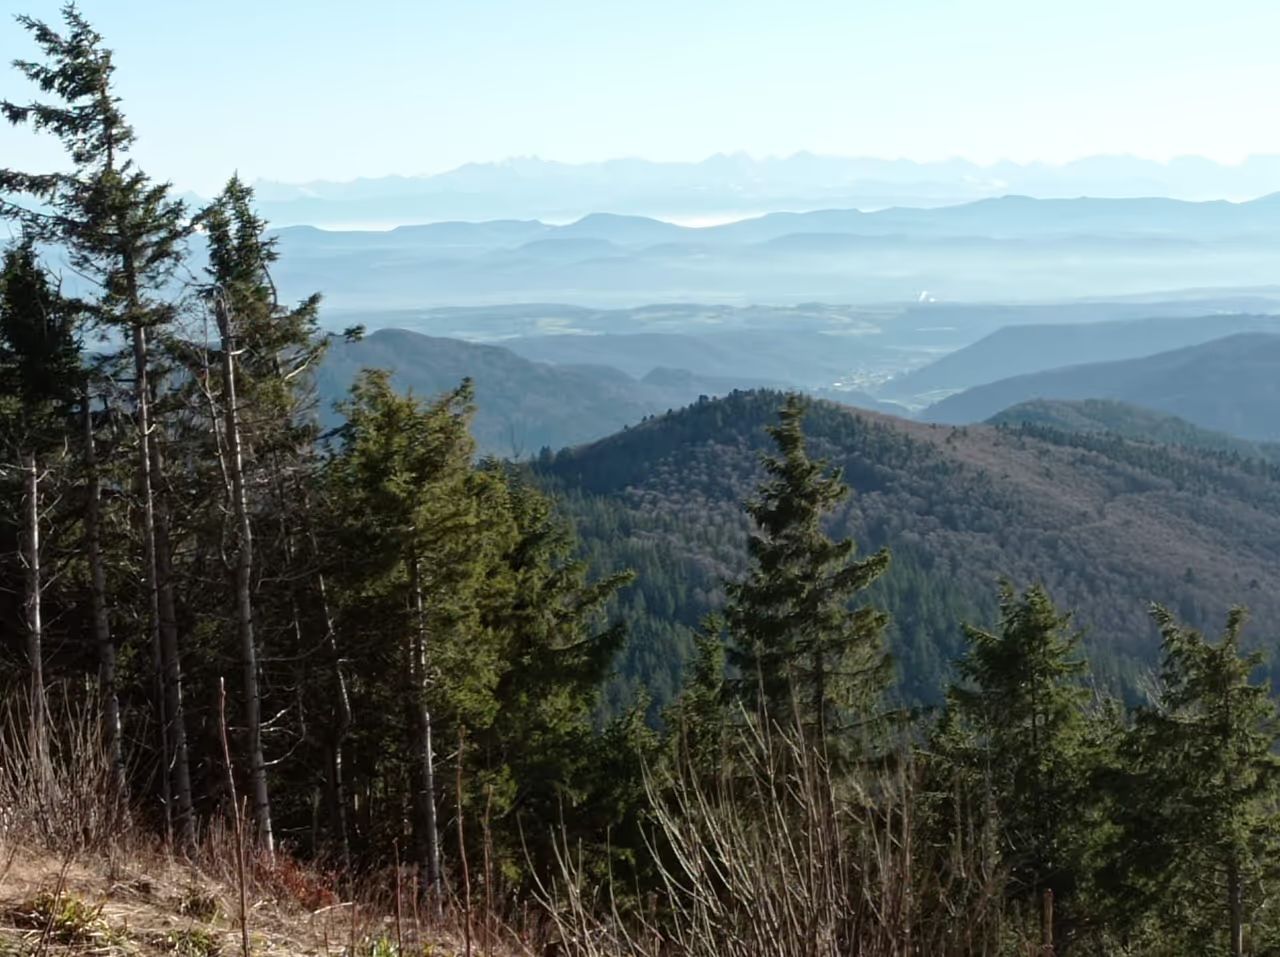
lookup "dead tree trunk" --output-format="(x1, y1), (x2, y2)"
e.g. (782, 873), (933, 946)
(22, 452), (47, 785)
(215, 292), (274, 860)
(84, 390), (126, 803)
(131, 321), (194, 850)
(305, 506), (352, 872)
(153, 440), (194, 849)
(409, 555), (442, 911)
(316, 568), (352, 873)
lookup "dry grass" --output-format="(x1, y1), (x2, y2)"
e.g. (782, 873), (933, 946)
(537, 712), (1018, 957)
(0, 835), (527, 956)
(0, 687), (524, 957)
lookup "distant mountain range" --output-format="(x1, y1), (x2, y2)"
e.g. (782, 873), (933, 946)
(246, 153), (1280, 227)
(923, 333), (1280, 439)
(266, 195), (1280, 309)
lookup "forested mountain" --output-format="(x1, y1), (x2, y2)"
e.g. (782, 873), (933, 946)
(989, 398), (1280, 464)
(883, 312), (1280, 401)
(539, 390), (1280, 711)
(924, 332), (1280, 439)
(314, 328), (776, 453)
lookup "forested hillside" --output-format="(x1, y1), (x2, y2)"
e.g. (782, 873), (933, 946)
(989, 397), (1280, 464)
(542, 390), (1280, 710)
(314, 327), (765, 453)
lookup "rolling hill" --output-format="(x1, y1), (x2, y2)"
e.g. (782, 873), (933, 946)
(922, 333), (1280, 440)
(313, 328), (784, 454)
(883, 313), (1280, 402)
(988, 399), (1280, 464)
(536, 390), (1280, 712)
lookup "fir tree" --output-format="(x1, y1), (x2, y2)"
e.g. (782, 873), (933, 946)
(323, 370), (507, 899)
(0, 240), (80, 785)
(664, 613), (730, 766)
(939, 583), (1097, 947)
(472, 464), (632, 881)
(2, 5), (196, 846)
(1106, 606), (1280, 956)
(724, 394), (891, 748)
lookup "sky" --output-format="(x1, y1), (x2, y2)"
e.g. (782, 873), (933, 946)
(1, 0), (1279, 195)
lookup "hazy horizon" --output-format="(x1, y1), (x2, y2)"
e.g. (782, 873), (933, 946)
(249, 150), (1280, 191)
(5, 0), (1280, 195)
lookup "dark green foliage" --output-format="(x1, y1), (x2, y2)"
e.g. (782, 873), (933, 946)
(724, 394), (891, 744)
(1, 7), (190, 328)
(934, 584), (1099, 945)
(539, 389), (1280, 714)
(1101, 608), (1280, 953)
(663, 614), (729, 764)
(0, 241), (80, 446)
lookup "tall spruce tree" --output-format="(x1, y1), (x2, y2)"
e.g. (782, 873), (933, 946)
(473, 465), (631, 879)
(323, 370), (506, 899)
(1106, 607), (1280, 956)
(192, 176), (326, 859)
(939, 583), (1097, 948)
(0, 240), (80, 785)
(1, 5), (196, 846)
(724, 394), (891, 748)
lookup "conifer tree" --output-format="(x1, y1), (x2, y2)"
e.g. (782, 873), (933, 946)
(193, 176), (325, 859)
(2, 6), (195, 846)
(724, 394), (891, 748)
(664, 614), (729, 765)
(324, 371), (502, 899)
(1107, 607), (1280, 956)
(939, 583), (1095, 946)
(0, 241), (79, 784)
(473, 466), (631, 876)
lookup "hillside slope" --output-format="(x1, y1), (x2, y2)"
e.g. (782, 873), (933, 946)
(883, 313), (1280, 400)
(538, 390), (1280, 710)
(988, 398), (1280, 464)
(315, 328), (774, 454)
(922, 332), (1280, 439)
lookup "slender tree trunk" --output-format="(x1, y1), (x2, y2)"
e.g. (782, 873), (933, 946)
(288, 476), (353, 871)
(23, 452), (47, 784)
(216, 295), (274, 860)
(812, 650), (826, 750)
(316, 571), (353, 873)
(152, 442), (194, 849)
(1228, 847), (1244, 956)
(131, 321), (193, 850)
(409, 555), (442, 910)
(84, 391), (127, 803)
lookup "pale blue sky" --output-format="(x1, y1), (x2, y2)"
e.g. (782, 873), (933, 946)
(1, 0), (1277, 194)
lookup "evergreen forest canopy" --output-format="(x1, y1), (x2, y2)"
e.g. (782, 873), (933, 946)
(5, 8), (1280, 955)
